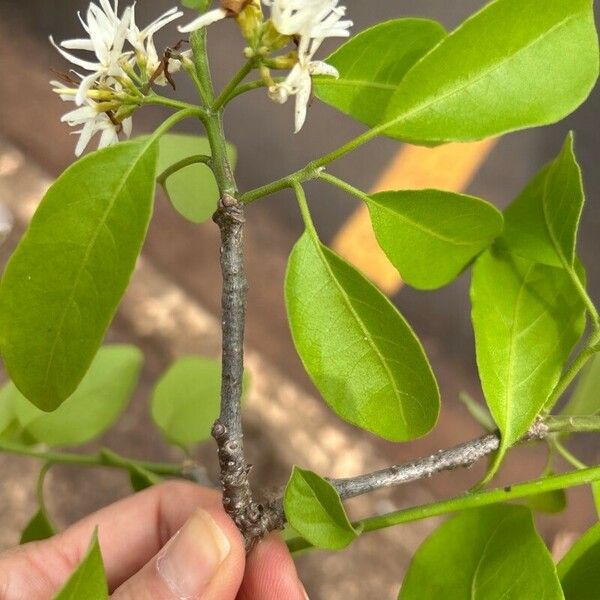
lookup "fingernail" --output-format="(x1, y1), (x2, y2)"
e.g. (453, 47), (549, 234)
(300, 582), (310, 600)
(157, 509), (231, 599)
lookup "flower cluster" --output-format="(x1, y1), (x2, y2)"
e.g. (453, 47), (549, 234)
(51, 1), (186, 155)
(180, 0), (352, 132)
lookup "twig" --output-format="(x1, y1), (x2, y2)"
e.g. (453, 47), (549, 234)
(262, 420), (551, 531)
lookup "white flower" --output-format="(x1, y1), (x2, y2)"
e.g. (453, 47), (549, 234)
(51, 78), (131, 156)
(269, 59), (338, 133)
(50, 0), (132, 105)
(265, 0), (351, 132)
(128, 5), (187, 84)
(178, 7), (229, 33)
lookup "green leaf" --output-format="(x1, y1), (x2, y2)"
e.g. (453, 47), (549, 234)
(399, 505), (563, 599)
(522, 486), (567, 514)
(471, 247), (585, 473)
(314, 19), (446, 127)
(562, 354), (600, 417)
(8, 345), (142, 447)
(383, 0), (598, 144)
(285, 232), (439, 441)
(157, 134), (236, 224)
(151, 356), (249, 448)
(129, 465), (162, 492)
(20, 508), (56, 544)
(593, 483), (600, 519)
(182, 0), (210, 9)
(0, 383), (15, 437)
(367, 190), (503, 290)
(284, 467), (359, 550)
(52, 530), (108, 600)
(0, 140), (158, 411)
(501, 133), (585, 268)
(558, 522), (600, 599)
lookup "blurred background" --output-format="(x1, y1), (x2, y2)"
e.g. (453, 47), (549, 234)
(0, 0), (599, 597)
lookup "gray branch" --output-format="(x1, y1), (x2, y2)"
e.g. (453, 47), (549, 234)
(261, 420), (550, 530)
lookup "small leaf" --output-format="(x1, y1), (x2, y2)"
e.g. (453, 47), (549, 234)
(0, 140), (158, 410)
(9, 345), (143, 447)
(151, 356), (250, 448)
(129, 465), (162, 492)
(285, 232), (439, 441)
(20, 508), (56, 544)
(182, 0), (210, 9)
(558, 522), (600, 599)
(367, 190), (503, 290)
(521, 487), (567, 514)
(501, 133), (585, 268)
(315, 19), (446, 127)
(0, 383), (15, 437)
(471, 248), (585, 475)
(157, 134), (236, 224)
(284, 467), (359, 550)
(561, 354), (600, 417)
(52, 530), (108, 600)
(383, 0), (598, 144)
(399, 505), (563, 599)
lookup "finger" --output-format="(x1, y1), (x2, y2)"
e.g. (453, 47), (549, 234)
(237, 533), (309, 600)
(0, 481), (223, 598)
(111, 506), (245, 600)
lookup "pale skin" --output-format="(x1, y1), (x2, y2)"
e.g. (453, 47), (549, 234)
(0, 481), (307, 599)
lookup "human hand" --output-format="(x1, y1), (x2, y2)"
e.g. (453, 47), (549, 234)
(0, 481), (308, 599)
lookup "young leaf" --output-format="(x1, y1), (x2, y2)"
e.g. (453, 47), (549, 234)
(561, 354), (600, 417)
(129, 465), (162, 492)
(558, 522), (600, 599)
(367, 190), (503, 290)
(383, 0), (598, 144)
(151, 356), (250, 448)
(285, 232), (439, 441)
(52, 530), (108, 600)
(521, 486), (567, 514)
(157, 133), (236, 224)
(501, 133), (585, 268)
(314, 19), (446, 127)
(399, 505), (563, 599)
(458, 392), (495, 432)
(284, 467), (359, 550)
(20, 508), (56, 544)
(0, 140), (158, 411)
(9, 345), (143, 447)
(471, 248), (585, 473)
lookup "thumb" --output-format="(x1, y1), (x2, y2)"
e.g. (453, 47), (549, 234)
(111, 507), (245, 599)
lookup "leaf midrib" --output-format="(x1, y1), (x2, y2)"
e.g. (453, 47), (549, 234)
(384, 10), (583, 134)
(370, 198), (496, 247)
(309, 235), (409, 427)
(42, 140), (154, 388)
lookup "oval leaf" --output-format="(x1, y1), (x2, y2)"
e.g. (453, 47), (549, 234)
(53, 530), (108, 600)
(151, 356), (249, 448)
(284, 466), (358, 550)
(157, 133), (236, 224)
(471, 247), (585, 475)
(558, 522), (600, 599)
(383, 0), (598, 143)
(399, 505), (563, 599)
(367, 190), (503, 290)
(501, 133), (585, 268)
(285, 232), (439, 441)
(314, 19), (446, 126)
(8, 345), (143, 447)
(0, 140), (158, 410)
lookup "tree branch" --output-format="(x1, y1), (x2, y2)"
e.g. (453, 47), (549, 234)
(261, 420), (551, 531)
